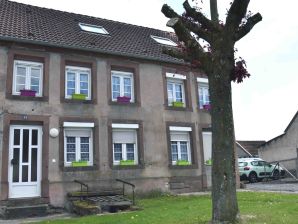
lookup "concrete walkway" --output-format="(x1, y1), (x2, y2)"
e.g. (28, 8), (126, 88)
(0, 213), (73, 224)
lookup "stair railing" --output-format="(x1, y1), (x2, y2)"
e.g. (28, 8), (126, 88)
(74, 179), (89, 200)
(116, 178), (135, 205)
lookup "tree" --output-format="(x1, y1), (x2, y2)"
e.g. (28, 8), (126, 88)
(161, 0), (262, 223)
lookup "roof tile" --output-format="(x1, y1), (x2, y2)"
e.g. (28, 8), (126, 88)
(0, 0), (183, 64)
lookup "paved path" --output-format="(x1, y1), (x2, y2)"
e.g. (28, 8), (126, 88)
(244, 180), (298, 193)
(0, 213), (73, 224)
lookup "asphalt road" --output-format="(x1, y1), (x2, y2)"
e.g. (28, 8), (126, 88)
(244, 178), (298, 193)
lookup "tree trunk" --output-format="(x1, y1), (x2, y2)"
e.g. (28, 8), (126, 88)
(208, 56), (239, 223)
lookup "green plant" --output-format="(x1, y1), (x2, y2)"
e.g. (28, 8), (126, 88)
(72, 93), (87, 100)
(72, 160), (88, 167)
(120, 160), (135, 165)
(205, 159), (212, 165)
(176, 160), (190, 165)
(172, 101), (184, 107)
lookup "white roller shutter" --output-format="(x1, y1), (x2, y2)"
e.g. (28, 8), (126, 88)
(113, 130), (137, 143)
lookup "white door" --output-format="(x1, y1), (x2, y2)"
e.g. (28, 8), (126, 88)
(8, 125), (42, 198)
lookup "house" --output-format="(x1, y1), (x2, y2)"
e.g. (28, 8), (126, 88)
(237, 140), (265, 157)
(259, 112), (298, 176)
(236, 141), (253, 158)
(0, 0), (212, 207)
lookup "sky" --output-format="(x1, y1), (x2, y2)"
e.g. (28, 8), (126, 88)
(11, 0), (298, 141)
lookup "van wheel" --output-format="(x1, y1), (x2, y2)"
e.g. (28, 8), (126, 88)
(249, 172), (258, 183)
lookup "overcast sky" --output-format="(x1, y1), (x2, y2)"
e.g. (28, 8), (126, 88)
(12, 0), (298, 141)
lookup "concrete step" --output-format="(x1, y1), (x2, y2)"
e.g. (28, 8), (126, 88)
(0, 197), (48, 207)
(0, 204), (49, 219)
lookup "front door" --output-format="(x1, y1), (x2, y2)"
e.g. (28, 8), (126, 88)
(8, 125), (42, 198)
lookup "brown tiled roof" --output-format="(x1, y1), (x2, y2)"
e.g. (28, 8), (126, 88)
(0, 0), (183, 64)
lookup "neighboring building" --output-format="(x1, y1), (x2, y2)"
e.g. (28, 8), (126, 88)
(0, 0), (212, 207)
(259, 112), (298, 176)
(236, 142), (253, 158)
(237, 140), (265, 157)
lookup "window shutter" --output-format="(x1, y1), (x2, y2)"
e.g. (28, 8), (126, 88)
(113, 130), (136, 143)
(65, 129), (92, 137)
(170, 131), (189, 141)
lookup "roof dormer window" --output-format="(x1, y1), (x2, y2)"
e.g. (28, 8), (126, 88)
(151, 35), (177, 46)
(79, 23), (109, 35)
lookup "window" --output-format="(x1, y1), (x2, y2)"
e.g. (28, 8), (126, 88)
(197, 77), (210, 109)
(65, 66), (91, 100)
(111, 70), (134, 103)
(202, 131), (212, 165)
(112, 124), (138, 165)
(166, 73), (186, 107)
(12, 60), (43, 96)
(79, 23), (109, 35)
(63, 123), (94, 167)
(151, 35), (177, 46)
(169, 126), (192, 165)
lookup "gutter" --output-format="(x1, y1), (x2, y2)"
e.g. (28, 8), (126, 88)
(0, 36), (185, 66)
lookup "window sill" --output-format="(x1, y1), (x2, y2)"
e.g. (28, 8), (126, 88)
(165, 106), (192, 112)
(6, 94), (48, 101)
(111, 164), (144, 170)
(109, 100), (140, 107)
(169, 164), (198, 169)
(62, 165), (97, 172)
(61, 98), (95, 104)
(198, 108), (211, 113)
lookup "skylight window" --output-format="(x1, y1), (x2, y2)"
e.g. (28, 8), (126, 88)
(79, 23), (109, 35)
(151, 35), (177, 46)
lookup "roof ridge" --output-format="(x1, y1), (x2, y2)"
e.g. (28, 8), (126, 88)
(8, 0), (175, 35)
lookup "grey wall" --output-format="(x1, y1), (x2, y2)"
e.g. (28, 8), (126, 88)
(259, 117), (298, 173)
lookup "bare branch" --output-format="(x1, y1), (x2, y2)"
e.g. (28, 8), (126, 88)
(166, 18), (210, 66)
(183, 0), (218, 32)
(162, 4), (212, 43)
(234, 13), (262, 41)
(182, 18), (211, 43)
(161, 4), (179, 18)
(226, 0), (250, 31)
(210, 0), (219, 22)
(162, 47), (189, 61)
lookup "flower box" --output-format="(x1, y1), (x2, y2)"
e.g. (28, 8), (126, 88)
(172, 101), (184, 108)
(117, 96), (131, 103)
(20, 89), (36, 97)
(72, 161), (88, 167)
(120, 160), (134, 166)
(176, 160), (191, 166)
(72, 93), (87, 100)
(203, 104), (211, 110)
(205, 159), (212, 165)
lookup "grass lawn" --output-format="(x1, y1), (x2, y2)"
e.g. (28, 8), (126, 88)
(38, 192), (298, 224)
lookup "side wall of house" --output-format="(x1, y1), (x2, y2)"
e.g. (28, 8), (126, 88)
(259, 119), (298, 174)
(0, 45), (211, 206)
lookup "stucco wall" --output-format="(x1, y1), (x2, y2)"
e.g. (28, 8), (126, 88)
(259, 117), (298, 172)
(0, 45), (211, 206)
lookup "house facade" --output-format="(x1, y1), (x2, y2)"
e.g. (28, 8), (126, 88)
(259, 112), (298, 176)
(0, 0), (211, 206)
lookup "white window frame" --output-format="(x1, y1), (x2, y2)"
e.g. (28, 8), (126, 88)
(63, 128), (93, 167)
(151, 35), (177, 47)
(111, 70), (134, 103)
(79, 23), (109, 35)
(112, 127), (138, 165)
(198, 82), (210, 109)
(65, 66), (91, 100)
(12, 60), (43, 97)
(167, 78), (185, 107)
(170, 130), (192, 165)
